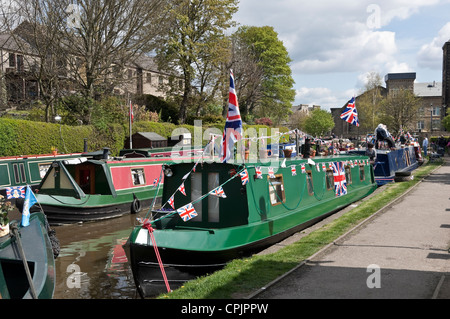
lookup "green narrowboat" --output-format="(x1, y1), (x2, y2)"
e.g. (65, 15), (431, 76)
(32, 155), (197, 225)
(0, 153), (83, 196)
(0, 212), (56, 299)
(124, 154), (377, 298)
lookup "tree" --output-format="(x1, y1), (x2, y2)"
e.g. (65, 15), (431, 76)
(155, 0), (239, 124)
(2, 0), (167, 123)
(303, 109), (335, 137)
(231, 26), (295, 125)
(356, 72), (385, 133)
(379, 89), (422, 133)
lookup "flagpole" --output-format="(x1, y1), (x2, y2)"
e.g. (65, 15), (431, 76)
(129, 94), (133, 149)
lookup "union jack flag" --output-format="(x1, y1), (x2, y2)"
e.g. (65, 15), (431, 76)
(152, 178), (159, 187)
(291, 165), (297, 176)
(6, 186), (25, 199)
(268, 167), (275, 178)
(211, 186), (227, 198)
(239, 169), (249, 185)
(256, 166), (263, 179)
(168, 195), (175, 209)
(178, 182), (186, 196)
(322, 163), (326, 171)
(220, 70), (243, 163)
(177, 203), (198, 222)
(340, 97), (360, 127)
(331, 161), (347, 197)
(301, 164), (306, 174)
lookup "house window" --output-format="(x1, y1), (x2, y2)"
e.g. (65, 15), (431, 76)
(268, 174), (285, 206)
(131, 168), (146, 186)
(417, 120), (425, 130)
(158, 76), (164, 85)
(432, 119), (441, 130)
(146, 73), (152, 83)
(17, 55), (24, 72)
(432, 107), (440, 116)
(306, 171), (314, 195)
(9, 53), (15, 68)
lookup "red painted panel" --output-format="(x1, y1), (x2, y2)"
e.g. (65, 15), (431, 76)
(110, 163), (164, 191)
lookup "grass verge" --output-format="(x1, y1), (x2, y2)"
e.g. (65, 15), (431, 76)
(158, 159), (443, 299)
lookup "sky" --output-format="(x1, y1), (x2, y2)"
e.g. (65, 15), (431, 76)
(233, 0), (450, 111)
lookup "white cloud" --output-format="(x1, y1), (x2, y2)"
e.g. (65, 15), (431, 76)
(417, 22), (450, 69)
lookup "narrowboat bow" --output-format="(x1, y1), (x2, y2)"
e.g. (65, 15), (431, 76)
(0, 212), (56, 299)
(124, 155), (377, 298)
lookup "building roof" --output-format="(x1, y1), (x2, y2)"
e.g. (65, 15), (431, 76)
(385, 72), (416, 82)
(135, 132), (167, 141)
(414, 82), (442, 97)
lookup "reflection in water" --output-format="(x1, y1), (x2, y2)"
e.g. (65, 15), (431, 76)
(53, 215), (140, 299)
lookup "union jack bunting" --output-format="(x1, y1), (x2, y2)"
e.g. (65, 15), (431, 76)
(322, 163), (326, 171)
(291, 165), (297, 176)
(350, 160), (354, 168)
(177, 203), (198, 222)
(152, 178), (159, 187)
(256, 166), (263, 179)
(168, 195), (175, 209)
(211, 186), (227, 198)
(316, 164), (320, 172)
(331, 162), (347, 197)
(178, 182), (187, 196)
(239, 169), (249, 185)
(340, 97), (360, 127)
(6, 186), (25, 199)
(268, 167), (275, 178)
(220, 70), (243, 163)
(301, 164), (306, 174)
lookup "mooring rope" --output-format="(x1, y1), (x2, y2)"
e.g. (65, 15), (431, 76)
(142, 222), (171, 293)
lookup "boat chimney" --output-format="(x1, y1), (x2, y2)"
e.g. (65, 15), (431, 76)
(84, 138), (88, 153)
(102, 147), (110, 160)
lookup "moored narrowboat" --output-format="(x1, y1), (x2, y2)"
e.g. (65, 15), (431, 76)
(124, 154), (377, 298)
(33, 156), (171, 224)
(0, 212), (56, 299)
(0, 153), (84, 197)
(350, 145), (419, 185)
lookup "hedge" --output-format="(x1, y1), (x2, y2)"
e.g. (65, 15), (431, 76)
(0, 118), (285, 157)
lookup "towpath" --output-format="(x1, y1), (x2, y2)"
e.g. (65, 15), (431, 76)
(250, 158), (450, 299)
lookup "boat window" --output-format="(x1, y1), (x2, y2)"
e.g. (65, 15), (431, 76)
(268, 174), (285, 206)
(345, 166), (352, 185)
(12, 164), (20, 184)
(359, 165), (365, 181)
(326, 169), (334, 190)
(131, 168), (146, 186)
(19, 163), (26, 183)
(208, 172), (220, 222)
(191, 172), (202, 221)
(306, 171), (314, 195)
(39, 163), (51, 179)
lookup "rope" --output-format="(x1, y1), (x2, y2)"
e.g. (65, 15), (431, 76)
(142, 222), (171, 293)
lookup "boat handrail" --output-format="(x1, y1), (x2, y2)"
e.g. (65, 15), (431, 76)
(173, 226), (215, 234)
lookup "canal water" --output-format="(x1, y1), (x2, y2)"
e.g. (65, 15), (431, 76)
(8, 208), (170, 299)
(52, 213), (139, 299)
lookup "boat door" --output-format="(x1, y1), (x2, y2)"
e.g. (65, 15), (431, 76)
(75, 164), (96, 194)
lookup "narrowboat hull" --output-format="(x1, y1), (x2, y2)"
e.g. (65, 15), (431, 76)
(124, 156), (377, 297)
(0, 212), (56, 299)
(350, 146), (418, 185)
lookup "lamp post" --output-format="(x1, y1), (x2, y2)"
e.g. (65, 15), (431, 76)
(430, 103), (433, 134)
